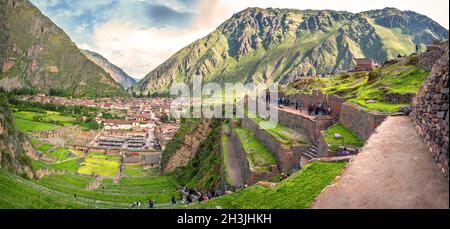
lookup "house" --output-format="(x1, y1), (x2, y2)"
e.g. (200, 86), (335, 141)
(144, 154), (161, 168)
(123, 156), (141, 164)
(353, 58), (378, 71)
(103, 119), (133, 130)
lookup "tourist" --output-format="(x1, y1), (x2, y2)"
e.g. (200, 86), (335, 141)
(186, 195), (192, 204)
(148, 199), (154, 208)
(171, 196), (177, 205)
(327, 106), (332, 115)
(341, 147), (350, 156)
(137, 200), (141, 208)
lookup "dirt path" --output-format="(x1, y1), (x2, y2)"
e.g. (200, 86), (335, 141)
(226, 140), (245, 187)
(312, 116), (449, 209)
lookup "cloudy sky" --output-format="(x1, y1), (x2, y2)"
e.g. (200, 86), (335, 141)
(30, 0), (449, 79)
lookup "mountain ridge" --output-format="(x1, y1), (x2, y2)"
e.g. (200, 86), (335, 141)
(0, 0), (128, 98)
(81, 49), (136, 89)
(132, 7), (448, 95)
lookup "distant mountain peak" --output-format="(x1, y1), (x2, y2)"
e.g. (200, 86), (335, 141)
(81, 49), (136, 89)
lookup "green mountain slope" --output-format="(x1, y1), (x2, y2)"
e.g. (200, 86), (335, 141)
(132, 7), (448, 95)
(0, 0), (128, 97)
(81, 49), (136, 89)
(0, 94), (33, 178)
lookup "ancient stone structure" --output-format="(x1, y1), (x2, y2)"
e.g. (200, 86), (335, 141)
(278, 109), (334, 141)
(411, 43), (449, 181)
(339, 102), (388, 141)
(241, 117), (310, 172)
(384, 92), (416, 104)
(285, 90), (345, 119)
(418, 43), (445, 71)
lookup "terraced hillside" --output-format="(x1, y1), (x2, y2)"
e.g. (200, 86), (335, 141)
(132, 7), (448, 95)
(284, 57), (430, 112)
(0, 0), (128, 97)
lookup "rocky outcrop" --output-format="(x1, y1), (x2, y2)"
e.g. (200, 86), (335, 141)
(411, 43), (449, 181)
(0, 0), (127, 97)
(81, 50), (136, 89)
(0, 94), (33, 178)
(162, 119), (212, 174)
(133, 7), (448, 95)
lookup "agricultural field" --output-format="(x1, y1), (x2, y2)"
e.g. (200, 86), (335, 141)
(13, 110), (78, 133)
(78, 152), (120, 177)
(233, 127), (277, 172)
(191, 162), (346, 209)
(123, 164), (159, 177)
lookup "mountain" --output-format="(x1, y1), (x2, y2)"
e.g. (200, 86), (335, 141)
(0, 0), (128, 97)
(81, 50), (136, 89)
(0, 94), (33, 178)
(132, 7), (448, 95)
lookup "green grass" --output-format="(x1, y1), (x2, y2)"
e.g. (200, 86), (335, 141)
(78, 156), (119, 177)
(323, 124), (364, 151)
(14, 118), (56, 132)
(250, 113), (310, 146)
(221, 129), (233, 185)
(190, 162), (346, 209)
(36, 142), (54, 153)
(286, 63), (429, 113)
(123, 164), (157, 177)
(47, 147), (75, 161)
(32, 158), (80, 173)
(233, 127), (277, 172)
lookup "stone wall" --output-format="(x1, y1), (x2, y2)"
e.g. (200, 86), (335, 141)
(241, 117), (310, 172)
(411, 43), (449, 181)
(284, 91), (345, 120)
(339, 102), (388, 141)
(229, 130), (275, 185)
(418, 48), (445, 71)
(278, 109), (334, 141)
(384, 92), (416, 104)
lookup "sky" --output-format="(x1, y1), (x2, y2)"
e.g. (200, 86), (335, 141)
(30, 0), (449, 79)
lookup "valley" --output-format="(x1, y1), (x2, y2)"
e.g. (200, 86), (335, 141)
(0, 0), (448, 210)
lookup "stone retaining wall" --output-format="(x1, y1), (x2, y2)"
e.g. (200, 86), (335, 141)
(418, 48), (445, 71)
(284, 91), (346, 120)
(229, 130), (278, 185)
(241, 117), (310, 172)
(278, 109), (334, 141)
(339, 102), (388, 141)
(411, 43), (449, 181)
(384, 92), (416, 104)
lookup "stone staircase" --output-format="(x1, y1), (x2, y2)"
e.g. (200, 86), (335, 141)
(302, 141), (319, 159)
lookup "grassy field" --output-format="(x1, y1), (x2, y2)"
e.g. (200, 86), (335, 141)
(191, 162), (346, 209)
(47, 147), (75, 161)
(323, 124), (364, 151)
(233, 127), (277, 172)
(35, 142), (54, 153)
(123, 164), (159, 177)
(14, 118), (56, 132)
(32, 158), (80, 173)
(78, 153), (120, 177)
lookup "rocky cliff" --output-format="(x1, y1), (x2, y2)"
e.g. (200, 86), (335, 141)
(0, 94), (33, 178)
(0, 0), (128, 97)
(132, 7), (448, 95)
(411, 42), (449, 181)
(81, 50), (136, 89)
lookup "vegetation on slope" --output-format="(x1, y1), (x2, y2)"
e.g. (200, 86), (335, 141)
(233, 127), (277, 172)
(0, 0), (127, 97)
(133, 7), (447, 95)
(323, 124), (364, 151)
(191, 162), (346, 209)
(285, 61), (430, 112)
(174, 119), (223, 191)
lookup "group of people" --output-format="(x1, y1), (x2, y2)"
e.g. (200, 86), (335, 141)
(180, 187), (221, 204)
(307, 103), (331, 116)
(130, 199), (156, 208)
(278, 96), (332, 116)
